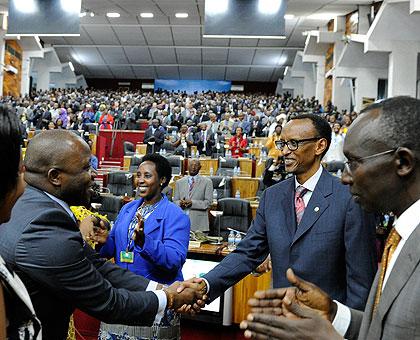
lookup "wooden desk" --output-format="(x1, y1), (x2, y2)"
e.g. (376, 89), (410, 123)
(186, 158), (218, 176)
(238, 158), (253, 177)
(248, 146), (261, 159)
(255, 160), (265, 178)
(123, 156), (131, 171)
(253, 137), (268, 146)
(231, 177), (260, 199)
(188, 243), (271, 324)
(136, 144), (147, 155)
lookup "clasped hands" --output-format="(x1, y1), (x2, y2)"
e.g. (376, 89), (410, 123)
(179, 199), (192, 210)
(79, 215), (109, 245)
(240, 268), (343, 340)
(160, 277), (208, 315)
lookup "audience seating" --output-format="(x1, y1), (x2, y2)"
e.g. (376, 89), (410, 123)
(107, 171), (134, 196)
(167, 156), (183, 175)
(211, 198), (251, 240)
(217, 158), (239, 176)
(98, 195), (123, 222)
(161, 140), (176, 154)
(209, 176), (232, 199)
(129, 156), (142, 173)
(123, 141), (135, 156)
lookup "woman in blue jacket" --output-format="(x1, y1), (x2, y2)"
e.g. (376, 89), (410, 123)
(99, 153), (190, 339)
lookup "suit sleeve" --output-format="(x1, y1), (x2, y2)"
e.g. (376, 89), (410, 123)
(135, 209), (190, 274)
(344, 308), (364, 340)
(173, 181), (182, 206)
(203, 190), (270, 301)
(16, 210), (158, 326)
(343, 197), (377, 310)
(190, 179), (212, 210)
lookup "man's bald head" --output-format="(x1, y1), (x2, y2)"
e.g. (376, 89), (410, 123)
(25, 130), (89, 177)
(24, 130), (93, 206)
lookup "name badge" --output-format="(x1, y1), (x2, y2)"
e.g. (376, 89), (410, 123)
(120, 251), (134, 263)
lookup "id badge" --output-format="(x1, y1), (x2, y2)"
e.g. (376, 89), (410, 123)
(120, 251), (134, 263)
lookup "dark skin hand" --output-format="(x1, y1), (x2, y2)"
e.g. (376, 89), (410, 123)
(132, 212), (145, 248)
(248, 268), (336, 321)
(180, 198), (192, 209)
(240, 300), (343, 340)
(164, 278), (208, 314)
(80, 215), (110, 245)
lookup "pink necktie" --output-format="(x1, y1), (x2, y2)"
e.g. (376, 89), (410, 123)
(295, 186), (308, 225)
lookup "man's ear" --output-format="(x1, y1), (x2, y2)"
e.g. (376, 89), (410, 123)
(315, 138), (328, 156)
(395, 147), (416, 177)
(47, 168), (62, 187)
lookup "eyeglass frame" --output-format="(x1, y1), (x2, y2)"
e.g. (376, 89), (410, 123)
(344, 148), (397, 174)
(275, 137), (321, 151)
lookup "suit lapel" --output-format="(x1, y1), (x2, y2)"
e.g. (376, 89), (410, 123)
(369, 223), (420, 337)
(279, 179), (296, 239)
(292, 170), (332, 245)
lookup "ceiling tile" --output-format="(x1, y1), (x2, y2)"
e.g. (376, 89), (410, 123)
(149, 47), (177, 63)
(142, 26), (174, 45)
(230, 39), (258, 47)
(202, 37), (230, 46)
(113, 26), (146, 45)
(109, 66), (136, 79)
(248, 67), (274, 82)
(202, 48), (228, 65)
(132, 66), (156, 79)
(176, 48), (202, 64)
(98, 47), (129, 64)
(123, 46), (153, 64)
(83, 26), (120, 45)
(225, 67), (250, 81)
(156, 66), (179, 79)
(228, 49), (255, 65)
(72, 47), (105, 65)
(203, 66), (226, 80)
(86, 65), (113, 77)
(253, 49), (284, 66)
(179, 66), (202, 79)
(172, 26), (201, 46)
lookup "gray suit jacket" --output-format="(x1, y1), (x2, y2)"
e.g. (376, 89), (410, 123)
(173, 176), (213, 232)
(346, 223), (420, 340)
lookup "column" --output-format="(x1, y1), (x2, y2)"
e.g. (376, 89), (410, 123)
(388, 47), (417, 97)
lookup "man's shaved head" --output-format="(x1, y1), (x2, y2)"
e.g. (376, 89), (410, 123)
(24, 130), (94, 206)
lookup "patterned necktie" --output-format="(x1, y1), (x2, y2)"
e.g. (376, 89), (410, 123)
(189, 177), (195, 198)
(373, 227), (401, 313)
(295, 186), (309, 225)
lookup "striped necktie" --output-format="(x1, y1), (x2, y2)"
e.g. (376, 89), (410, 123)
(295, 185), (308, 225)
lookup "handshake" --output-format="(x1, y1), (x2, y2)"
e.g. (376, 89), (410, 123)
(240, 268), (343, 340)
(160, 277), (209, 315)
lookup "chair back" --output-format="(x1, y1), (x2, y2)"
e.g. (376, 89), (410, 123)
(212, 198), (251, 239)
(123, 141), (135, 156)
(129, 156), (142, 173)
(107, 171), (134, 196)
(216, 158), (238, 176)
(98, 195), (123, 222)
(209, 176), (231, 199)
(166, 156), (182, 175)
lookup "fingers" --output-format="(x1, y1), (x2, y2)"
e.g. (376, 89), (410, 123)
(283, 299), (318, 320)
(248, 297), (283, 308)
(253, 288), (290, 300)
(240, 315), (288, 339)
(286, 268), (311, 293)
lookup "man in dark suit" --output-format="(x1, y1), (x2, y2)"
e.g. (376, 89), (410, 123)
(240, 96), (420, 340)
(144, 118), (165, 154)
(197, 114), (377, 310)
(194, 123), (215, 157)
(0, 130), (204, 339)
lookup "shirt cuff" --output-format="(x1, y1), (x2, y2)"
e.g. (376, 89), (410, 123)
(202, 278), (210, 294)
(332, 300), (351, 337)
(147, 281), (167, 324)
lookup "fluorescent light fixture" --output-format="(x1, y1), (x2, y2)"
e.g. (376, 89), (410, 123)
(68, 61), (74, 71)
(140, 12), (154, 18)
(284, 66), (289, 75)
(203, 34), (286, 39)
(284, 14), (295, 20)
(258, 0), (281, 15)
(277, 55), (287, 65)
(60, 0), (81, 14)
(206, 0), (229, 15)
(307, 13), (338, 20)
(106, 12), (120, 18)
(79, 12), (87, 17)
(90, 11), (95, 17)
(2, 12), (7, 30)
(175, 12), (188, 18)
(14, 0), (37, 14)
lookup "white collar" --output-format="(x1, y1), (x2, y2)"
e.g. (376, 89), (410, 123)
(294, 165), (323, 192)
(44, 191), (76, 222)
(394, 198), (420, 241)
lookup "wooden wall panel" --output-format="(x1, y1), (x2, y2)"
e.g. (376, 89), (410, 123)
(3, 40), (22, 98)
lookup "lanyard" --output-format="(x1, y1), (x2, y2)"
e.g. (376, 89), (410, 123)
(126, 199), (162, 251)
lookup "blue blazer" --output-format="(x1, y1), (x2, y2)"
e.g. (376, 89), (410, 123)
(100, 195), (190, 285)
(204, 169), (377, 310)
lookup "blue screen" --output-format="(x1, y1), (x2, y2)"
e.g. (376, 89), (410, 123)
(155, 79), (231, 94)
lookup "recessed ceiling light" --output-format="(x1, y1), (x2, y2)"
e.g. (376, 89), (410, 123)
(140, 12), (154, 18)
(175, 12), (188, 18)
(106, 12), (120, 18)
(284, 14), (295, 20)
(68, 61), (74, 71)
(90, 12), (95, 17)
(79, 12), (86, 17)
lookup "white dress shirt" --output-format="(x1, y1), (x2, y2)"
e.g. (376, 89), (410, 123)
(294, 164), (324, 207)
(44, 191), (167, 323)
(333, 198), (420, 336)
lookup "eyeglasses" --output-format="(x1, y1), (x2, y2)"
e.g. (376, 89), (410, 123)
(275, 137), (321, 151)
(344, 148), (397, 173)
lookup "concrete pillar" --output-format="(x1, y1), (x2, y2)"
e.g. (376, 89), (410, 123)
(410, 0), (420, 13)
(315, 60), (325, 103)
(332, 41), (351, 112)
(0, 30), (6, 96)
(388, 47), (417, 97)
(354, 71), (379, 112)
(358, 5), (371, 34)
(21, 52), (32, 96)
